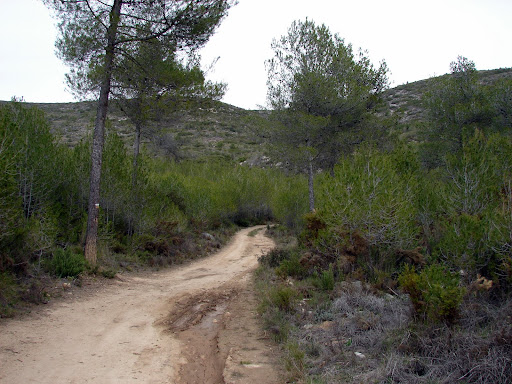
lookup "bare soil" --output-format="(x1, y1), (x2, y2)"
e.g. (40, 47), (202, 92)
(0, 226), (284, 384)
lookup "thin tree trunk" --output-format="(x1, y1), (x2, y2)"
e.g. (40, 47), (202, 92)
(128, 121), (142, 235)
(132, 121), (141, 188)
(308, 154), (315, 212)
(84, 0), (123, 265)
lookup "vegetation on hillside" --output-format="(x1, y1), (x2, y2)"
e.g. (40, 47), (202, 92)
(256, 55), (512, 383)
(0, 100), (307, 316)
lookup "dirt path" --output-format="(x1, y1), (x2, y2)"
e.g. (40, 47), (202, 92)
(0, 226), (283, 384)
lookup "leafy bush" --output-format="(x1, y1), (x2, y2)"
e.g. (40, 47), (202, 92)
(271, 176), (309, 232)
(268, 284), (300, 313)
(429, 132), (512, 286)
(318, 266), (335, 291)
(0, 272), (19, 317)
(310, 266), (335, 291)
(398, 264), (465, 324)
(259, 247), (292, 268)
(48, 248), (86, 278)
(276, 251), (307, 279)
(317, 145), (419, 253)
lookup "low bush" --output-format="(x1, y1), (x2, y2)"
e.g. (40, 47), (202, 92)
(258, 247), (291, 268)
(0, 272), (19, 317)
(47, 248), (85, 278)
(311, 266), (335, 291)
(268, 284), (300, 313)
(398, 264), (466, 324)
(276, 251), (307, 279)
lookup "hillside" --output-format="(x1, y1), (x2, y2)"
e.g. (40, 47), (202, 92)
(5, 67), (512, 162)
(383, 68), (512, 133)
(25, 100), (272, 165)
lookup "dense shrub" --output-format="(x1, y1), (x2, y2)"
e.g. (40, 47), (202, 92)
(259, 247), (292, 268)
(0, 272), (19, 317)
(275, 251), (307, 279)
(317, 145), (419, 254)
(268, 284), (300, 313)
(312, 266), (335, 291)
(428, 132), (512, 287)
(398, 264), (465, 324)
(48, 248), (86, 278)
(271, 176), (309, 232)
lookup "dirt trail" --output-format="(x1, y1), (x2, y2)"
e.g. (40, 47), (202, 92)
(0, 226), (283, 384)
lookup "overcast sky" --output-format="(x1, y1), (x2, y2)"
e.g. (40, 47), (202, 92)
(1, 0), (511, 109)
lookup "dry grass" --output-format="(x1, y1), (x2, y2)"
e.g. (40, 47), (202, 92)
(262, 275), (512, 384)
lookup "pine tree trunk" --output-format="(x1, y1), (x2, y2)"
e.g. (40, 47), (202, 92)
(128, 121), (142, 235)
(132, 121), (141, 188)
(308, 154), (315, 212)
(84, 0), (123, 265)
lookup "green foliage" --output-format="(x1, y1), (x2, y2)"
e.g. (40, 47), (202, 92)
(429, 132), (512, 283)
(489, 78), (512, 131)
(421, 56), (494, 166)
(276, 251), (307, 279)
(54, 138), (90, 243)
(259, 247), (292, 268)
(0, 102), (57, 218)
(317, 145), (419, 252)
(267, 19), (388, 113)
(268, 284), (300, 312)
(312, 266), (335, 291)
(398, 264), (465, 324)
(100, 128), (133, 233)
(284, 342), (306, 379)
(0, 272), (19, 317)
(0, 102), (64, 272)
(271, 175), (309, 231)
(48, 248), (86, 278)
(0, 117), (21, 247)
(48, 0), (235, 99)
(266, 19), (389, 208)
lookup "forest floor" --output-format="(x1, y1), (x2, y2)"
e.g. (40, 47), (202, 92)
(0, 226), (285, 384)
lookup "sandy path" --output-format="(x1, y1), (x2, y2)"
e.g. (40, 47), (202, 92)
(0, 226), (282, 384)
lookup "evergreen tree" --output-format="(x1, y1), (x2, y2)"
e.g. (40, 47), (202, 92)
(266, 19), (388, 210)
(43, 0), (235, 264)
(422, 56), (491, 167)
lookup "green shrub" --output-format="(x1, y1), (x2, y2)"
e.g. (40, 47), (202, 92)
(317, 145), (419, 253)
(276, 251), (307, 279)
(0, 272), (19, 317)
(268, 284), (299, 312)
(429, 132), (512, 284)
(398, 264), (465, 324)
(284, 342), (306, 379)
(259, 247), (291, 268)
(310, 265), (336, 291)
(317, 266), (335, 291)
(262, 307), (290, 343)
(48, 248), (85, 278)
(100, 268), (117, 279)
(271, 176), (309, 232)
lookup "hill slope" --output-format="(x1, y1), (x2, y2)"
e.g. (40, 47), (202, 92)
(4, 67), (511, 162)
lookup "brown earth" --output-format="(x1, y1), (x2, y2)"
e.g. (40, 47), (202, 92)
(0, 226), (284, 383)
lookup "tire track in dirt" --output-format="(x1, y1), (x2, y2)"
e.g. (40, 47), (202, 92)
(0, 226), (283, 384)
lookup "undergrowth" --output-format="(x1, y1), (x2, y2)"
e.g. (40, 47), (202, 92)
(257, 225), (512, 384)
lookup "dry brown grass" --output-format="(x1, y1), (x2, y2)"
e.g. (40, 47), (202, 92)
(271, 278), (512, 383)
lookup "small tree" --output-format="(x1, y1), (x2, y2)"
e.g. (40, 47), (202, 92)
(422, 56), (491, 167)
(266, 19), (388, 210)
(110, 39), (226, 233)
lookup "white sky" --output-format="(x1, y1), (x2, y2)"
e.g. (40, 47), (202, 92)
(1, 0), (511, 109)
